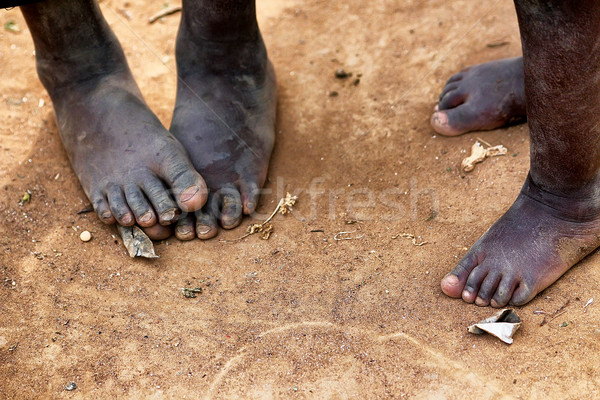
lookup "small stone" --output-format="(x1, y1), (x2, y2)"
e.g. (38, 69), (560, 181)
(334, 69), (350, 79)
(65, 382), (76, 391)
(80, 231), (92, 242)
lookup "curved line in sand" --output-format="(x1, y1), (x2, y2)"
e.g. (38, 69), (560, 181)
(204, 320), (514, 400)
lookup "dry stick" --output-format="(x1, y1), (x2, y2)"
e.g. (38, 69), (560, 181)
(148, 5), (182, 24)
(222, 193), (297, 242)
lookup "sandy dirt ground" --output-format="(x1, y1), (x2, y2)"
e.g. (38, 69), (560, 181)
(1, 0), (600, 398)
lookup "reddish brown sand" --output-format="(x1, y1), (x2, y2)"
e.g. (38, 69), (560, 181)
(1, 1), (600, 398)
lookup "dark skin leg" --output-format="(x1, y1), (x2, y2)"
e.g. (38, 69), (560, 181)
(169, 0), (276, 240)
(431, 57), (526, 136)
(21, 0), (207, 239)
(441, 0), (600, 307)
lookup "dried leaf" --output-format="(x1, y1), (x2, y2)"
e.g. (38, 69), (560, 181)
(461, 141), (508, 172)
(468, 309), (521, 344)
(117, 225), (158, 258)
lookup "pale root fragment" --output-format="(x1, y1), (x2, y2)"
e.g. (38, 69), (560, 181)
(117, 225), (158, 259)
(468, 309), (522, 345)
(461, 141), (508, 172)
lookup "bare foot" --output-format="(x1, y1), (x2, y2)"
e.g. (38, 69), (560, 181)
(23, 1), (207, 239)
(441, 175), (600, 307)
(431, 57), (526, 136)
(169, 8), (276, 240)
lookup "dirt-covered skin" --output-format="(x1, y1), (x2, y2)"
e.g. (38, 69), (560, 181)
(431, 57), (526, 136)
(21, 0), (207, 239)
(169, 0), (276, 240)
(441, 175), (600, 306)
(441, 0), (600, 307)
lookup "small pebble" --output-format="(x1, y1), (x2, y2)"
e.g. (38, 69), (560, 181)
(65, 382), (76, 391)
(80, 231), (92, 242)
(334, 69), (350, 79)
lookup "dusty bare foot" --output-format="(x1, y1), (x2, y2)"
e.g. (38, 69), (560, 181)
(169, 4), (276, 240)
(441, 175), (600, 307)
(431, 57), (526, 136)
(22, 0), (207, 240)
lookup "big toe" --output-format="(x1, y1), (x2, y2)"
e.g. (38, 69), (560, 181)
(431, 107), (474, 137)
(162, 163), (208, 212)
(441, 274), (464, 298)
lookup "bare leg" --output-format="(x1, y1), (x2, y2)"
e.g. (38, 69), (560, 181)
(441, 0), (600, 306)
(431, 57), (526, 136)
(169, 0), (276, 240)
(21, 0), (207, 239)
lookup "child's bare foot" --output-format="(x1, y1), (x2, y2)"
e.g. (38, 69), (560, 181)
(431, 57), (525, 136)
(441, 176), (600, 307)
(169, 1), (276, 240)
(22, 1), (207, 239)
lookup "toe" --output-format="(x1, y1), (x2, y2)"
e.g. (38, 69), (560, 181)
(161, 163), (208, 212)
(219, 186), (243, 229)
(462, 266), (488, 303)
(431, 104), (479, 136)
(441, 251), (480, 298)
(439, 83), (460, 102)
(475, 272), (501, 307)
(124, 186), (156, 227)
(175, 214), (196, 241)
(195, 193), (219, 240)
(240, 181), (260, 215)
(510, 280), (536, 306)
(106, 186), (135, 226)
(93, 195), (116, 224)
(491, 277), (518, 308)
(142, 178), (180, 226)
(438, 89), (466, 110)
(445, 72), (464, 85)
(142, 224), (172, 241)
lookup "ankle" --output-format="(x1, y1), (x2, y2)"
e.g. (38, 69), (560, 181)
(521, 174), (600, 221)
(180, 2), (259, 42)
(35, 41), (130, 95)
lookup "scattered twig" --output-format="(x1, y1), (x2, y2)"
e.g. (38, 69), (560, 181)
(148, 5), (182, 24)
(76, 206), (94, 215)
(486, 41), (509, 48)
(222, 193), (297, 242)
(392, 233), (427, 246)
(334, 231), (364, 241)
(535, 299), (570, 326)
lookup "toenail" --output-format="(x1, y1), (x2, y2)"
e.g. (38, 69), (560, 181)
(121, 214), (133, 224)
(161, 209), (177, 222)
(101, 211), (112, 220)
(180, 186), (200, 203)
(246, 202), (255, 211)
(140, 212), (153, 223)
(462, 289), (472, 298)
(433, 112), (448, 126)
(197, 225), (212, 235)
(177, 226), (192, 235)
(443, 274), (459, 286)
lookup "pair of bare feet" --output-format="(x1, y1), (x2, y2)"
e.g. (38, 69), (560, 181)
(22, 1), (600, 310)
(432, 53), (600, 308)
(22, 0), (275, 241)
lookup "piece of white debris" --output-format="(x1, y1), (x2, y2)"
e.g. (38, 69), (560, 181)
(468, 308), (522, 345)
(461, 141), (508, 172)
(584, 298), (594, 312)
(79, 230), (92, 242)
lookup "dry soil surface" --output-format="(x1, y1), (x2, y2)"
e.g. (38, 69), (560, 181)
(1, 0), (600, 399)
